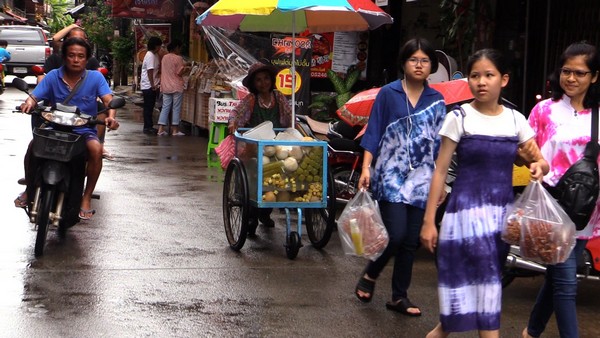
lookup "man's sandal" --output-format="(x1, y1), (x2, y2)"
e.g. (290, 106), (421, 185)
(79, 208), (96, 221)
(385, 297), (422, 317)
(355, 276), (375, 303)
(14, 193), (27, 208)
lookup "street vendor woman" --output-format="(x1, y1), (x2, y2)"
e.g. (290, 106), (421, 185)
(228, 61), (293, 233)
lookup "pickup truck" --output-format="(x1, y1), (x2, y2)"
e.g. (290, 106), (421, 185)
(0, 25), (50, 77)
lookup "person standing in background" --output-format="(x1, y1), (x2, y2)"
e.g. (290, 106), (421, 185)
(157, 40), (189, 136)
(354, 38), (446, 317)
(140, 36), (163, 134)
(523, 41), (600, 338)
(0, 39), (11, 92)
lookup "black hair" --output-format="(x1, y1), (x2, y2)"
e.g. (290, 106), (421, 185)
(467, 49), (509, 104)
(0, 40), (7, 47)
(147, 36), (163, 51)
(246, 68), (276, 95)
(65, 27), (88, 40)
(550, 42), (600, 108)
(398, 38), (439, 75)
(167, 39), (182, 53)
(61, 37), (91, 60)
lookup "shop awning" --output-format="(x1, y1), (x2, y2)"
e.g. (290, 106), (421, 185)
(66, 4), (85, 15)
(3, 10), (27, 23)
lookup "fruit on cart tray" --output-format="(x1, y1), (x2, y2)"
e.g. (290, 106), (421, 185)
(264, 146), (276, 157)
(284, 157), (299, 172)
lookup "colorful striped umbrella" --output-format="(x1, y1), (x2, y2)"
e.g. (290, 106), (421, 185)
(196, 0), (393, 33)
(196, 0), (393, 127)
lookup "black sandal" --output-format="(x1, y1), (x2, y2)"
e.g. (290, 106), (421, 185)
(385, 297), (422, 317)
(355, 276), (375, 303)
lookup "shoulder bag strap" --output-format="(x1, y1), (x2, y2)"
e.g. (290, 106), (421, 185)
(62, 70), (88, 105)
(592, 106), (598, 144)
(584, 105), (600, 159)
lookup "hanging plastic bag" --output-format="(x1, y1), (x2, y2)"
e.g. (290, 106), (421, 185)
(215, 135), (235, 170)
(502, 180), (576, 264)
(337, 189), (389, 261)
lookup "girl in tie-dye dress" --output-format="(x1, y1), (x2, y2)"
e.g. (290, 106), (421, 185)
(421, 49), (548, 337)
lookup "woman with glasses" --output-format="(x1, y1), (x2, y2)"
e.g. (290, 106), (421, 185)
(523, 42), (600, 338)
(353, 38), (446, 316)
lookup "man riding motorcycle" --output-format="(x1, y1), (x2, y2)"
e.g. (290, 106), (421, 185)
(17, 37), (119, 220)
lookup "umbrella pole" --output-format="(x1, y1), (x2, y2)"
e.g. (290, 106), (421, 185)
(291, 12), (296, 128)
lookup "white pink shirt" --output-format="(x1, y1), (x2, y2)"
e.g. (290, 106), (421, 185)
(529, 95), (600, 238)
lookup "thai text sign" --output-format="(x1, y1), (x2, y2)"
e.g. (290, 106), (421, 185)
(111, 0), (180, 20)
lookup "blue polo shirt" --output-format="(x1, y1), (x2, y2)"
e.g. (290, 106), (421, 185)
(360, 79), (446, 206)
(0, 48), (11, 63)
(32, 67), (111, 135)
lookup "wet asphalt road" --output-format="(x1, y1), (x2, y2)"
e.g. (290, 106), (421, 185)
(1, 84), (599, 337)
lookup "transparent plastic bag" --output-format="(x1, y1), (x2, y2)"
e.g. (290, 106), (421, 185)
(502, 181), (576, 264)
(337, 190), (389, 261)
(215, 135), (235, 169)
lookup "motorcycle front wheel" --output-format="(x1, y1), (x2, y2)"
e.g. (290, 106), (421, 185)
(34, 187), (55, 257)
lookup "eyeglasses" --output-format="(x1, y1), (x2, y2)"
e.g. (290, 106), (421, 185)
(560, 68), (592, 78)
(407, 58), (431, 66)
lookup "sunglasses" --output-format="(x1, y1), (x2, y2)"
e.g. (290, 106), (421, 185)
(560, 68), (592, 78)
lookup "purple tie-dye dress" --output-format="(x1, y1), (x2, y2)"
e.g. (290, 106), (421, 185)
(437, 133), (515, 332)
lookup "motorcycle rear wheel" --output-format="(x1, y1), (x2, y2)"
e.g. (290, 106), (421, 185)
(332, 166), (360, 204)
(34, 188), (55, 257)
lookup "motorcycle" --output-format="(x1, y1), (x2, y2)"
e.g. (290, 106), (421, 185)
(12, 78), (125, 257)
(98, 53), (112, 86)
(502, 236), (600, 288)
(296, 115), (364, 205)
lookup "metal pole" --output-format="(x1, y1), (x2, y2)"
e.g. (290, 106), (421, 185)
(291, 11), (296, 128)
(542, 1), (551, 99)
(521, 0), (530, 113)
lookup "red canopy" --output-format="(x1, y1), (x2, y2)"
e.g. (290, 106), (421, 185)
(336, 78), (473, 127)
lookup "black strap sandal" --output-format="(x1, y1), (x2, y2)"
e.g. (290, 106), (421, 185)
(355, 276), (375, 303)
(385, 297), (422, 317)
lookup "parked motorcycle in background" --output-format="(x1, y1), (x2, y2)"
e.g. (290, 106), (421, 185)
(99, 53), (112, 86)
(12, 78), (125, 257)
(296, 115), (364, 206)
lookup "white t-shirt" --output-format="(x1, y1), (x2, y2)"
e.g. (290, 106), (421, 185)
(140, 51), (160, 90)
(440, 103), (534, 144)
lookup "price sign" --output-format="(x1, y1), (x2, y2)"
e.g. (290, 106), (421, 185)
(275, 68), (302, 96)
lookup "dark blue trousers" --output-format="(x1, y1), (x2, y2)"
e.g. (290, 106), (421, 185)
(364, 201), (424, 301)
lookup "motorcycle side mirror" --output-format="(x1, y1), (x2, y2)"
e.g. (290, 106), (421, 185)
(108, 96), (126, 109)
(12, 78), (30, 93)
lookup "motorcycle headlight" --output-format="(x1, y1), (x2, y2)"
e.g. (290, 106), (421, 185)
(41, 110), (88, 127)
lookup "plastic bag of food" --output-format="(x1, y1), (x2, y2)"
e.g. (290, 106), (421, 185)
(502, 180), (576, 264)
(215, 135), (235, 169)
(337, 189), (389, 261)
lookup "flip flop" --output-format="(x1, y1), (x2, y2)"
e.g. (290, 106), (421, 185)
(355, 275), (375, 303)
(14, 192), (28, 208)
(102, 150), (115, 161)
(79, 208), (96, 220)
(385, 297), (422, 317)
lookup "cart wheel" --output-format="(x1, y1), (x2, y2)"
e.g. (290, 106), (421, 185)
(305, 170), (336, 249)
(285, 231), (302, 259)
(223, 158), (249, 251)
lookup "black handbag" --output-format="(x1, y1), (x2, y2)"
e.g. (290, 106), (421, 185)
(551, 106), (599, 230)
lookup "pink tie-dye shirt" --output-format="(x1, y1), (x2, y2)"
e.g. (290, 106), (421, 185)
(528, 95), (600, 238)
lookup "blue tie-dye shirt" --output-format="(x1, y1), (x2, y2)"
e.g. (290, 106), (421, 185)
(361, 79), (446, 207)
